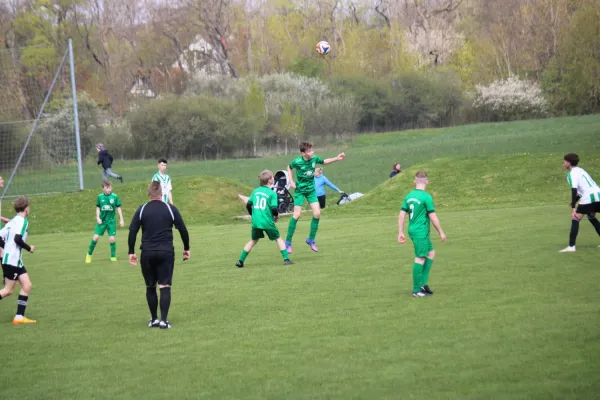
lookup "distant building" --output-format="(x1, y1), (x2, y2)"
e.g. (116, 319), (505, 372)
(173, 35), (233, 78)
(129, 76), (156, 98)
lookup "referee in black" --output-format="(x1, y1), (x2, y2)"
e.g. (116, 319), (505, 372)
(128, 181), (190, 329)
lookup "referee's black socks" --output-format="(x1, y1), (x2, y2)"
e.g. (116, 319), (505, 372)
(160, 287), (171, 322)
(146, 287), (158, 321)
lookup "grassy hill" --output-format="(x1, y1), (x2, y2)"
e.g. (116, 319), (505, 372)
(2, 114), (599, 199)
(323, 151), (600, 218)
(2, 115), (600, 233)
(24, 176), (252, 234)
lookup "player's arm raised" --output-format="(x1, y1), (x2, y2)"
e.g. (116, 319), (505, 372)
(398, 210), (407, 243)
(323, 152), (345, 165)
(429, 213), (447, 242)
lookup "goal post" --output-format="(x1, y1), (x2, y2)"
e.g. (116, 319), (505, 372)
(0, 38), (85, 220)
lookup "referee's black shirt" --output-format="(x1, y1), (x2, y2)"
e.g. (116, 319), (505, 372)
(128, 200), (190, 254)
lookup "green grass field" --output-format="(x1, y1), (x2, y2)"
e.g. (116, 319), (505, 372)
(1, 115), (600, 399)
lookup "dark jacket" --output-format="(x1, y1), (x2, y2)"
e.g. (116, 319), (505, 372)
(97, 149), (114, 169)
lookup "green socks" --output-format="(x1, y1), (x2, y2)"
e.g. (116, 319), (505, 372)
(309, 218), (320, 240)
(422, 258), (434, 286)
(413, 262), (424, 292)
(239, 250), (249, 262)
(88, 240), (97, 256)
(110, 242), (116, 258)
(280, 249), (289, 260)
(286, 217), (298, 242)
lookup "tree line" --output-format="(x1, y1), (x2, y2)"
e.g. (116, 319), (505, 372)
(0, 0), (598, 160)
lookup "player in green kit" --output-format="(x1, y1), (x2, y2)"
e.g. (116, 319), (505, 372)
(285, 141), (345, 253)
(85, 181), (124, 263)
(398, 171), (447, 297)
(235, 170), (293, 267)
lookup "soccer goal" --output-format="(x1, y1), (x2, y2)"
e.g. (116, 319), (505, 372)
(0, 39), (84, 220)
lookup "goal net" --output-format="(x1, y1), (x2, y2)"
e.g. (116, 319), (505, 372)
(0, 41), (84, 219)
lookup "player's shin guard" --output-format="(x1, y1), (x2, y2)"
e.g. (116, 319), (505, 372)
(588, 216), (600, 237)
(16, 295), (28, 317)
(160, 287), (171, 322)
(422, 258), (434, 286)
(286, 218), (298, 242)
(309, 218), (320, 240)
(569, 218), (580, 247)
(88, 240), (97, 255)
(146, 287), (158, 320)
(413, 263), (423, 293)
(110, 242), (116, 258)
(280, 249), (289, 260)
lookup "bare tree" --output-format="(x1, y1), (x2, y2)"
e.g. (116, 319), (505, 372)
(182, 0), (238, 78)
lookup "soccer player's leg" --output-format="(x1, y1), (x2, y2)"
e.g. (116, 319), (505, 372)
(560, 205), (589, 252)
(286, 192), (306, 253)
(237, 229), (261, 268)
(268, 228), (292, 265)
(108, 222), (118, 261)
(411, 238), (430, 297)
(0, 265), (18, 300)
(87, 224), (106, 263)
(12, 271), (35, 324)
(302, 191), (320, 252)
(421, 241), (435, 294)
(586, 209), (600, 246)
(140, 251), (159, 327)
(156, 252), (175, 329)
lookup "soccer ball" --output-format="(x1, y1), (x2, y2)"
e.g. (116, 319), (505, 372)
(316, 41), (331, 55)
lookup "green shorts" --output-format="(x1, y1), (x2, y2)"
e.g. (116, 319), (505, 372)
(94, 221), (117, 237)
(251, 227), (280, 241)
(293, 190), (318, 206)
(411, 236), (433, 258)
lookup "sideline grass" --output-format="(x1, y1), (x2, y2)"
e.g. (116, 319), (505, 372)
(1, 207), (599, 399)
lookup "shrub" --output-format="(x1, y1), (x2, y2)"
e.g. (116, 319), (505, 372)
(473, 76), (548, 121)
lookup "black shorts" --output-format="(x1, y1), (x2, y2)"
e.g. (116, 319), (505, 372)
(2, 264), (27, 281)
(318, 195), (326, 209)
(251, 227), (280, 241)
(576, 202), (600, 215)
(140, 250), (175, 286)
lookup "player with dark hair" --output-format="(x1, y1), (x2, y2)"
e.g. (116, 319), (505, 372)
(285, 141), (345, 253)
(86, 180), (124, 263)
(152, 158), (173, 204)
(0, 196), (37, 324)
(128, 181), (190, 329)
(235, 170), (293, 268)
(559, 153), (600, 252)
(398, 171), (447, 297)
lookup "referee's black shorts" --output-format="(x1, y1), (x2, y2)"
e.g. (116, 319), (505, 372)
(140, 250), (175, 286)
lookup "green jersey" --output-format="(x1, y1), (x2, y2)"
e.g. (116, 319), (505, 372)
(289, 155), (324, 193)
(247, 186), (278, 229)
(96, 193), (122, 223)
(401, 189), (435, 238)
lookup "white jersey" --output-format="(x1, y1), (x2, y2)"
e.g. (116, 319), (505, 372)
(152, 172), (172, 203)
(568, 166), (600, 205)
(0, 215), (29, 267)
